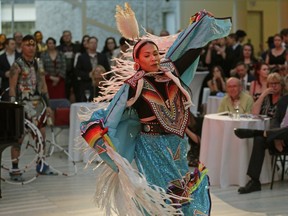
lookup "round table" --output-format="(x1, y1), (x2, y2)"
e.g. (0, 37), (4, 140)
(200, 113), (274, 188)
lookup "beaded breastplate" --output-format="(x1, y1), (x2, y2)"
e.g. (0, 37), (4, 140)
(140, 77), (189, 137)
(15, 58), (46, 121)
(15, 57), (39, 101)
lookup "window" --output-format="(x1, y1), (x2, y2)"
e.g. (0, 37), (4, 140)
(1, 21), (35, 36)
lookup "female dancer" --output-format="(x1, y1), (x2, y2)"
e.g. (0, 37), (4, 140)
(80, 6), (231, 215)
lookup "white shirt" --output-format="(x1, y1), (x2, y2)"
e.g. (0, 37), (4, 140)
(6, 52), (15, 66)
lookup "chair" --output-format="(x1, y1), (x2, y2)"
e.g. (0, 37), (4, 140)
(48, 99), (71, 143)
(269, 148), (288, 189)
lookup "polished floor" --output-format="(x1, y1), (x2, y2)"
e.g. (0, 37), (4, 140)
(0, 129), (287, 216)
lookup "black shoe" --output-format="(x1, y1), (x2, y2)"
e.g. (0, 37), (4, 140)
(266, 127), (288, 143)
(238, 179), (261, 194)
(9, 170), (24, 181)
(234, 128), (264, 139)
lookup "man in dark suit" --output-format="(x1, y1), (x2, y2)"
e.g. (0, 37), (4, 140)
(75, 36), (110, 102)
(0, 38), (21, 100)
(234, 94), (288, 194)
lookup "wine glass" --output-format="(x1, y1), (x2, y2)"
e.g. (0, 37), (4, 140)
(84, 90), (90, 102)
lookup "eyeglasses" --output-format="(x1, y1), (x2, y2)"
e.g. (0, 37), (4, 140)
(268, 82), (280, 86)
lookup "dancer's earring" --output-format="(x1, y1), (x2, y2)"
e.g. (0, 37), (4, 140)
(134, 62), (140, 71)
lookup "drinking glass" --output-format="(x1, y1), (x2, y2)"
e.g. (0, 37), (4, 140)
(233, 101), (240, 119)
(84, 90), (90, 102)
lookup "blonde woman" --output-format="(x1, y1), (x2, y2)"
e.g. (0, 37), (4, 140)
(89, 65), (106, 100)
(251, 72), (285, 116)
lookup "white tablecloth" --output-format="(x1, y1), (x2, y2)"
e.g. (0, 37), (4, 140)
(68, 102), (107, 162)
(206, 96), (223, 114)
(189, 71), (209, 115)
(200, 113), (274, 188)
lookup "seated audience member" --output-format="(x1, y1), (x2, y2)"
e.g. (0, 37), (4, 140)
(234, 93), (288, 194)
(231, 61), (254, 91)
(249, 62), (269, 101)
(217, 77), (254, 113)
(236, 43), (258, 77)
(251, 73), (284, 116)
(207, 65), (226, 95)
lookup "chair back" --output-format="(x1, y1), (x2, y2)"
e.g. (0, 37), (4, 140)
(269, 145), (288, 189)
(49, 99), (71, 126)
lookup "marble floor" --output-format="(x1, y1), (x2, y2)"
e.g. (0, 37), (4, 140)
(0, 131), (287, 216)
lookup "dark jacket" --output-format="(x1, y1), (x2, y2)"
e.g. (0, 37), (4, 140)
(271, 95), (288, 129)
(74, 52), (110, 102)
(0, 51), (21, 99)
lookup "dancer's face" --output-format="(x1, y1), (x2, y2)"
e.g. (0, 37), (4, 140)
(22, 40), (36, 59)
(136, 43), (160, 72)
